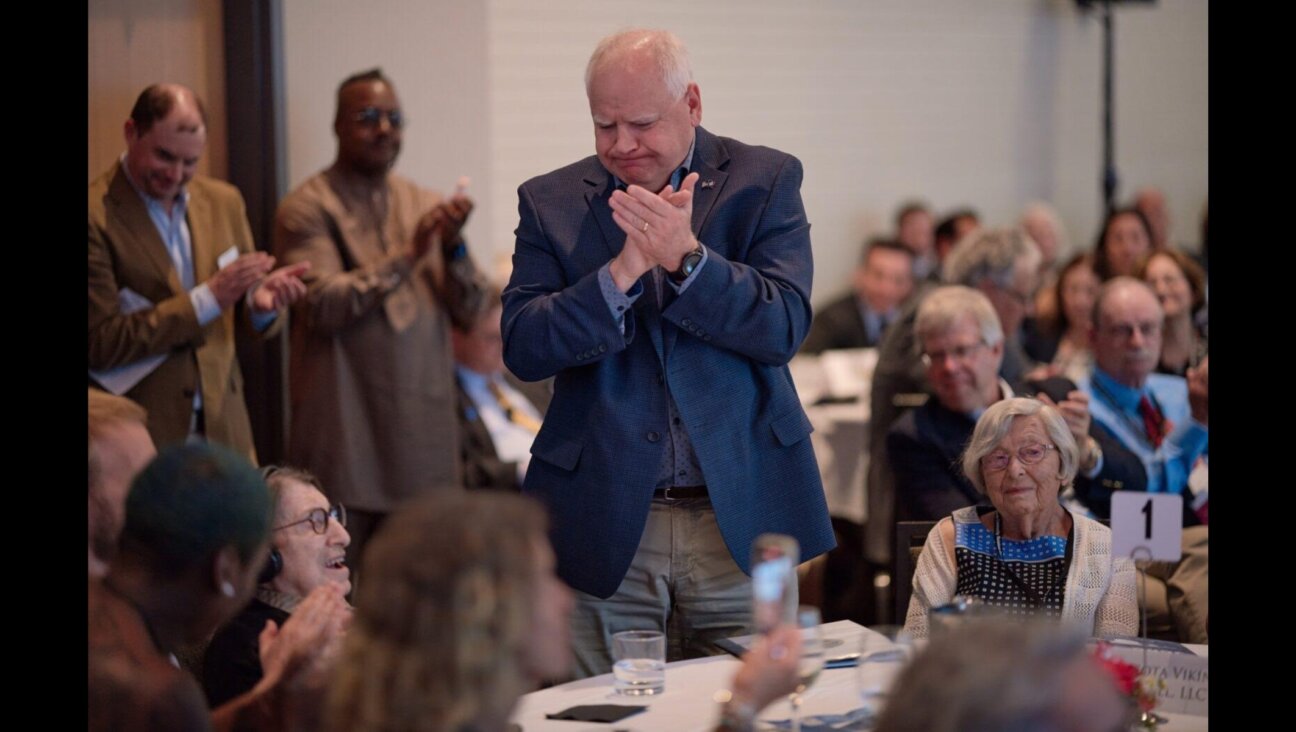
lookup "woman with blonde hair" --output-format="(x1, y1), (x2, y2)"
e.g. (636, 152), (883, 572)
(328, 491), (802, 732)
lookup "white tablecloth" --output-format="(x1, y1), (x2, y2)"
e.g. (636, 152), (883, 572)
(511, 623), (1208, 731)
(793, 350), (875, 524)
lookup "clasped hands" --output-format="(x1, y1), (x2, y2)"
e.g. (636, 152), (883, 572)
(209, 251), (311, 315)
(608, 172), (701, 292)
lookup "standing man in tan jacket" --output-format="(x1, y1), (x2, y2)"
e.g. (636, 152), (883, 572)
(89, 83), (308, 461)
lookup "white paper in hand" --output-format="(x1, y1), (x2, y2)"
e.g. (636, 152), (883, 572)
(88, 288), (168, 395)
(217, 245), (239, 269)
(1111, 492), (1183, 562)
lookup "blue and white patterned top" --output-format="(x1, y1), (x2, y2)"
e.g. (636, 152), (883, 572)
(953, 508), (1073, 617)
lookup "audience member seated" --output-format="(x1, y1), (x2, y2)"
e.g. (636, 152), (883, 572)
(867, 226), (1039, 567)
(1093, 207), (1154, 280)
(1020, 202), (1066, 276)
(204, 465), (353, 706)
(1136, 249), (1208, 377)
(1078, 277), (1208, 642)
(887, 286), (1144, 524)
(325, 491), (802, 732)
(903, 398), (1138, 639)
(932, 208), (980, 265)
(89, 389), (157, 578)
(1134, 186), (1174, 252)
(452, 290), (551, 491)
(875, 619), (1133, 732)
(1022, 253), (1101, 383)
(801, 237), (915, 353)
(89, 443), (350, 732)
(894, 201), (937, 282)
(1019, 201), (1068, 325)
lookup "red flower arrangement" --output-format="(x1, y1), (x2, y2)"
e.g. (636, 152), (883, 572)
(1091, 642), (1166, 725)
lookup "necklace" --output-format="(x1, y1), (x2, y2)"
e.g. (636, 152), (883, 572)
(992, 511), (1073, 609)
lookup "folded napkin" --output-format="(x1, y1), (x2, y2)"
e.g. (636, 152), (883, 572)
(764, 706), (875, 731)
(544, 704), (647, 723)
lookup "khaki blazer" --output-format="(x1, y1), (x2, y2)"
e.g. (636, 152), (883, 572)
(89, 163), (271, 461)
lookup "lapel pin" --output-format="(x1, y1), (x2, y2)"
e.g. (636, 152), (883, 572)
(700, 180), (716, 189)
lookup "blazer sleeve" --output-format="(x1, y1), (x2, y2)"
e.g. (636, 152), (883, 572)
(659, 154), (814, 366)
(501, 182), (635, 382)
(272, 192), (422, 335)
(1071, 428), (1149, 519)
(87, 218), (205, 371)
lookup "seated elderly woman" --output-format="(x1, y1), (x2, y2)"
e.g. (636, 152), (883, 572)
(203, 465), (352, 706)
(326, 491), (802, 732)
(904, 397), (1137, 639)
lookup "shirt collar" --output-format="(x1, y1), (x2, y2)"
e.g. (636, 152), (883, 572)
(255, 587), (303, 614)
(455, 364), (496, 389)
(1091, 367), (1144, 411)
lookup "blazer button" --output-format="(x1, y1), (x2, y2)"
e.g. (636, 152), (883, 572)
(576, 353), (585, 361)
(646, 431), (661, 443)
(598, 344), (607, 353)
(681, 318), (692, 327)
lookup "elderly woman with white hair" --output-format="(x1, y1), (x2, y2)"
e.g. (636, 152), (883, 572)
(903, 397), (1137, 639)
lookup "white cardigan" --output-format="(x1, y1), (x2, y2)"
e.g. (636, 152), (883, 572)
(903, 506), (1139, 639)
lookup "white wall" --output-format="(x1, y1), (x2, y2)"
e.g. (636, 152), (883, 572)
(280, 0), (491, 251)
(280, 0), (1207, 302)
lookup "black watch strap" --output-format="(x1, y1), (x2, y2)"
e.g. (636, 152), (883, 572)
(670, 245), (704, 283)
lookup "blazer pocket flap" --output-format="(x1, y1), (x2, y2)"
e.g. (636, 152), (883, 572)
(530, 431), (583, 471)
(770, 408), (814, 447)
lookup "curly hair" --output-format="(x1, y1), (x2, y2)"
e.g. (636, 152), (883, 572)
(327, 492), (549, 732)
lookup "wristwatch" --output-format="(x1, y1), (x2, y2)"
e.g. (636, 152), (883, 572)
(670, 243), (705, 283)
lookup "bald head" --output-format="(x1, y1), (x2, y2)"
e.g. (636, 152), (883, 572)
(1091, 277), (1164, 387)
(129, 84), (207, 136)
(1020, 202), (1066, 268)
(585, 29), (693, 99)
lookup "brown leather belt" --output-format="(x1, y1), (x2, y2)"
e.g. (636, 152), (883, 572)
(653, 485), (708, 501)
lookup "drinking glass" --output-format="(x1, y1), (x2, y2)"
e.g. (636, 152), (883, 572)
(789, 606), (824, 732)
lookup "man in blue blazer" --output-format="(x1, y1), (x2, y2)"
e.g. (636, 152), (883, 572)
(503, 29), (834, 676)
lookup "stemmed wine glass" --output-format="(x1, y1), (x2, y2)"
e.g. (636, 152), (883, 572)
(789, 606), (824, 732)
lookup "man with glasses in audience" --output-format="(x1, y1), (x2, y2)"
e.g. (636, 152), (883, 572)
(1079, 277), (1208, 642)
(868, 226), (1044, 568)
(886, 284), (1145, 523)
(274, 69), (485, 571)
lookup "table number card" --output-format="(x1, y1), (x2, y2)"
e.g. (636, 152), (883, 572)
(1111, 492), (1183, 561)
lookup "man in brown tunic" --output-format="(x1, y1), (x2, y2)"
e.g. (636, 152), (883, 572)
(273, 69), (483, 569)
